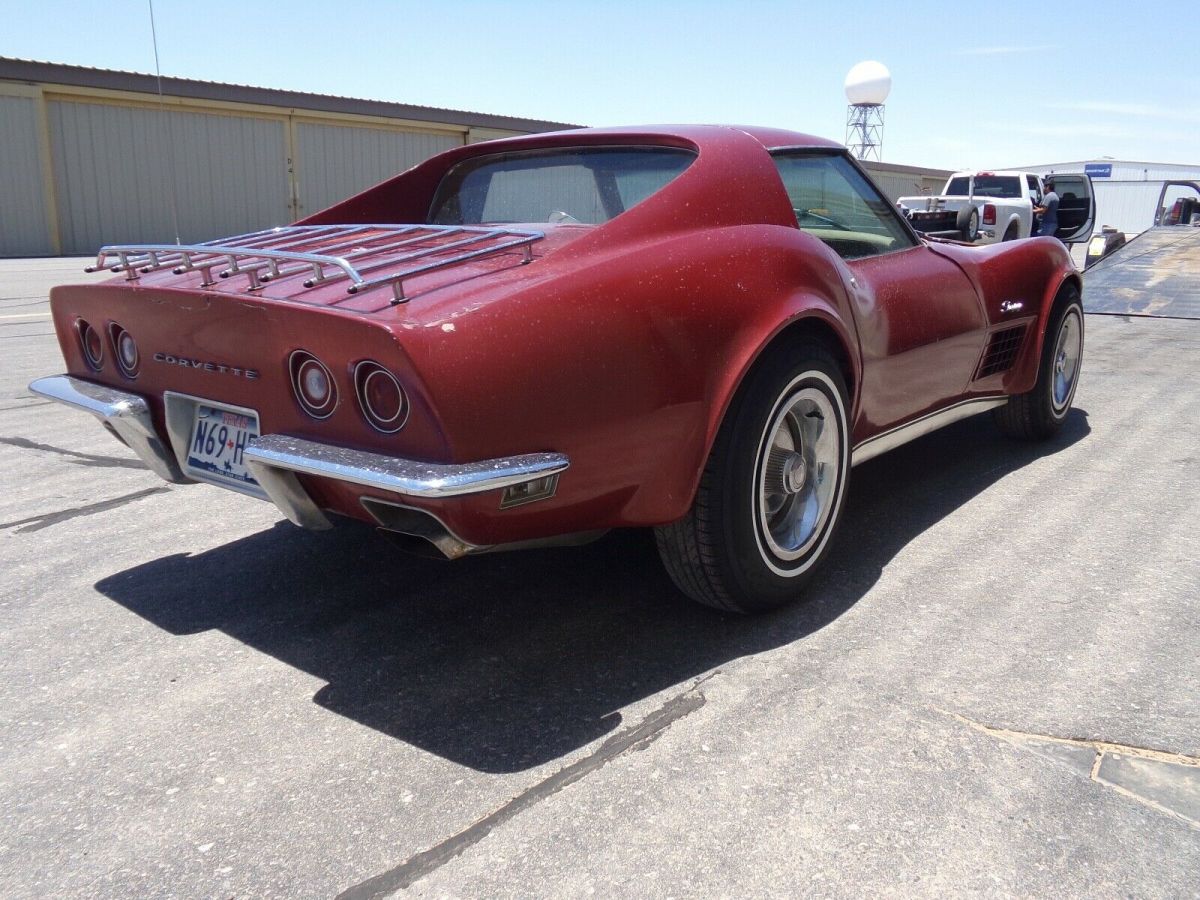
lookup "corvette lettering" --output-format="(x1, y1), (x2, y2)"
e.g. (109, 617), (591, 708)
(153, 352), (259, 379)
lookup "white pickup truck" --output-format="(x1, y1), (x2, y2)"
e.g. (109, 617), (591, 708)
(898, 170), (1095, 245)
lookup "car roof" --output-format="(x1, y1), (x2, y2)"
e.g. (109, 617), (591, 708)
(950, 170), (1031, 177)
(460, 124), (843, 154)
(303, 124), (838, 235)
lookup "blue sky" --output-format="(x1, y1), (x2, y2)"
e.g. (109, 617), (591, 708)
(4, 0), (1197, 169)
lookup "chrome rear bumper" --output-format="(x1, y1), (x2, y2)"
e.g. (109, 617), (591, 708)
(28, 375), (187, 483)
(29, 375), (569, 533)
(242, 434), (568, 532)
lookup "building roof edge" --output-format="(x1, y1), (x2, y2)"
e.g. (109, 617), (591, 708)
(0, 57), (581, 133)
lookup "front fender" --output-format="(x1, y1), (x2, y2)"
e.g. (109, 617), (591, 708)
(932, 237), (1079, 395)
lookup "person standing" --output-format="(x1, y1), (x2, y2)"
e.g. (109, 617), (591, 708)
(1034, 179), (1060, 239)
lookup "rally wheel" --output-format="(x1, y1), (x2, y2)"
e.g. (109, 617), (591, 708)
(656, 342), (851, 613)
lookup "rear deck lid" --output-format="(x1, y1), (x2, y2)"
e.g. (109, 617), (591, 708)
(86, 224), (587, 314)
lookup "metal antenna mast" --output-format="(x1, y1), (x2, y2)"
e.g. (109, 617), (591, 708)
(845, 104), (885, 161)
(148, 0), (181, 245)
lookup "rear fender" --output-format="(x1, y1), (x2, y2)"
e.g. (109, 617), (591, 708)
(683, 295), (860, 511)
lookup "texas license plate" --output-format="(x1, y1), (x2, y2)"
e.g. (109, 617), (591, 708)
(186, 403), (260, 487)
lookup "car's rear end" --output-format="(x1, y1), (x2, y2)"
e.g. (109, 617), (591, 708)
(902, 196), (972, 238)
(32, 224), (572, 555)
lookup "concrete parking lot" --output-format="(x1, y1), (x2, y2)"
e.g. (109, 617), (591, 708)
(1, 256), (1198, 898)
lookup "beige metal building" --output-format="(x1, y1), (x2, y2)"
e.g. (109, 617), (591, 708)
(862, 160), (951, 204)
(0, 58), (577, 257)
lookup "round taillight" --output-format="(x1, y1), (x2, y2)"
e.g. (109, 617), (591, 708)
(289, 351), (337, 419)
(110, 324), (139, 378)
(78, 319), (103, 370)
(354, 361), (408, 433)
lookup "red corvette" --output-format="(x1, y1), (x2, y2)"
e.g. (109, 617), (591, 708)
(31, 125), (1085, 612)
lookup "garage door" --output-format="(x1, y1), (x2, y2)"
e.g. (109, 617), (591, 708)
(48, 100), (291, 254)
(0, 95), (54, 256)
(295, 122), (460, 217)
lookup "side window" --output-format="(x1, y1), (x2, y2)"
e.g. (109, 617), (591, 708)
(1026, 174), (1042, 202)
(771, 152), (917, 260)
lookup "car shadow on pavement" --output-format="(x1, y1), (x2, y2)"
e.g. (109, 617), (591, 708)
(96, 409), (1089, 773)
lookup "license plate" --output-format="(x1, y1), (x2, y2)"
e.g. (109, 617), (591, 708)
(186, 403), (260, 487)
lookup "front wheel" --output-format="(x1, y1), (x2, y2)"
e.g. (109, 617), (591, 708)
(994, 288), (1084, 440)
(655, 343), (851, 613)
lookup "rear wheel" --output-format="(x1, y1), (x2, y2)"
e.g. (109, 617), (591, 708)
(655, 342), (851, 613)
(1002, 222), (1019, 241)
(994, 287), (1084, 440)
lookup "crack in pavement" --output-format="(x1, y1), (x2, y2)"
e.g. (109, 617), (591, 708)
(0, 486), (170, 533)
(0, 436), (146, 470)
(944, 710), (1200, 767)
(945, 710), (1200, 830)
(338, 674), (715, 900)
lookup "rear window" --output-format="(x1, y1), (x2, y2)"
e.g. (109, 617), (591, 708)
(945, 175), (1022, 198)
(428, 147), (696, 226)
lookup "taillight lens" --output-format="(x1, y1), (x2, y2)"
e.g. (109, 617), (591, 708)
(109, 323), (140, 378)
(289, 351), (337, 419)
(77, 319), (104, 370)
(354, 361), (408, 433)
(982, 204), (997, 225)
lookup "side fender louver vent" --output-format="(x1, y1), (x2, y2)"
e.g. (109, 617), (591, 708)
(977, 325), (1027, 379)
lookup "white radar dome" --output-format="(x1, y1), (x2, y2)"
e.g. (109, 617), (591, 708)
(844, 61), (892, 106)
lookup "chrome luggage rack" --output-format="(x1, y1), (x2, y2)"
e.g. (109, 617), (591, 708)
(86, 224), (544, 308)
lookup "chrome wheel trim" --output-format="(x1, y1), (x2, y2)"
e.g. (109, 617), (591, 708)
(752, 371), (847, 575)
(1051, 307), (1082, 414)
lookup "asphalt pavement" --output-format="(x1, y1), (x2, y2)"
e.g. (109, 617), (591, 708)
(1, 257), (1197, 898)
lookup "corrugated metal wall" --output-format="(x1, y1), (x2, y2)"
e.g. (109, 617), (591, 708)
(1087, 183), (1172, 233)
(48, 101), (291, 254)
(294, 122), (459, 216)
(0, 95), (54, 256)
(866, 169), (948, 204)
(0, 77), (539, 257)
